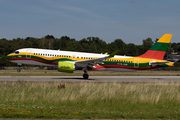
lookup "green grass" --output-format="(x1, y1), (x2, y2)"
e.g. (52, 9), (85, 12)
(0, 81), (180, 119)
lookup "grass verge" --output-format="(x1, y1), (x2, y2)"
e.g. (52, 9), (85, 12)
(0, 81), (180, 119)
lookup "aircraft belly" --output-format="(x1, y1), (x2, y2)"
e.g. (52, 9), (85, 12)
(9, 60), (54, 66)
(105, 68), (137, 72)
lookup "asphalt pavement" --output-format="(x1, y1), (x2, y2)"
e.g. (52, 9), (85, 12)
(0, 76), (180, 83)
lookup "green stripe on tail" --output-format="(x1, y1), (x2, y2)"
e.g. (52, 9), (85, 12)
(149, 42), (169, 51)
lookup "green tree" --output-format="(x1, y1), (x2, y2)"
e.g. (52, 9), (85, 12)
(127, 43), (138, 56)
(171, 43), (180, 52)
(79, 38), (90, 52)
(87, 37), (107, 53)
(45, 35), (55, 39)
(108, 39), (128, 55)
(142, 38), (154, 52)
(53, 36), (76, 50)
(0, 38), (11, 56)
(166, 43), (173, 54)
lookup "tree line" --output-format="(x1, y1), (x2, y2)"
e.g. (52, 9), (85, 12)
(0, 35), (180, 66)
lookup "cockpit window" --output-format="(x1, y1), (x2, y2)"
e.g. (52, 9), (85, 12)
(15, 51), (19, 54)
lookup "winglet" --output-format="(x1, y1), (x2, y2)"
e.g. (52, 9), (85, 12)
(104, 52), (108, 55)
(108, 50), (118, 57)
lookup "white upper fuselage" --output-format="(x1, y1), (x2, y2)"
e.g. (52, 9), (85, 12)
(17, 48), (132, 59)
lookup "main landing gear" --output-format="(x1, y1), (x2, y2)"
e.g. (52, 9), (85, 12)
(83, 68), (89, 79)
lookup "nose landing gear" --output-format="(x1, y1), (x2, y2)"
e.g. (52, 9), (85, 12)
(17, 63), (22, 73)
(17, 68), (21, 72)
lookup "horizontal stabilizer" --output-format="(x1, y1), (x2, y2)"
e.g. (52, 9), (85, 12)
(149, 61), (174, 67)
(150, 62), (168, 66)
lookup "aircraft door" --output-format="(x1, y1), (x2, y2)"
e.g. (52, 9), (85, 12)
(134, 58), (139, 68)
(26, 48), (31, 59)
(72, 54), (76, 60)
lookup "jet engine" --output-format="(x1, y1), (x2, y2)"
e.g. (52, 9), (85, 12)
(58, 61), (75, 73)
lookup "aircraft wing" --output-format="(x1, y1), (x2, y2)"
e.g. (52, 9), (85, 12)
(75, 50), (118, 68)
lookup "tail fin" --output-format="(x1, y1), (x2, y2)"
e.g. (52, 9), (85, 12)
(138, 34), (172, 60)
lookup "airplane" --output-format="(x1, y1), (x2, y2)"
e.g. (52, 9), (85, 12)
(6, 34), (174, 79)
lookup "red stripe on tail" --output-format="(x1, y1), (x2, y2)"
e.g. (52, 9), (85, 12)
(138, 50), (165, 60)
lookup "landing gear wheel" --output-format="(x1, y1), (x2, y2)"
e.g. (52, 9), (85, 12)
(17, 69), (21, 73)
(83, 74), (89, 79)
(17, 63), (22, 73)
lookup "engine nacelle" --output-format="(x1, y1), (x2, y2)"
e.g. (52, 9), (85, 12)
(58, 61), (75, 73)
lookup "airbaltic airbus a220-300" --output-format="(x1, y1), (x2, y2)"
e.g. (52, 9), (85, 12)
(6, 34), (174, 79)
